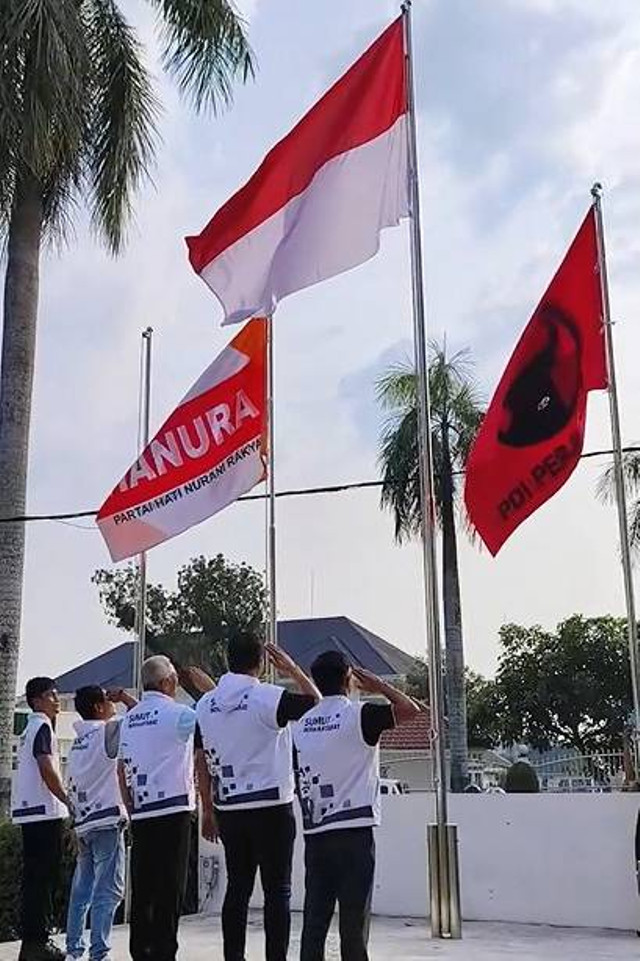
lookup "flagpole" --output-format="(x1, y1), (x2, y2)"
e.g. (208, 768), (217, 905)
(591, 183), (640, 768)
(266, 316), (278, 655)
(402, 1), (461, 939)
(125, 326), (153, 926)
(135, 327), (153, 697)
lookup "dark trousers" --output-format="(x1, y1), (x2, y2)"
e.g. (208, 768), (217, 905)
(300, 828), (375, 961)
(130, 812), (191, 961)
(218, 803), (296, 961)
(21, 819), (63, 944)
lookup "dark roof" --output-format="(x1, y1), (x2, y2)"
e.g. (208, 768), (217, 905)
(278, 617), (416, 676)
(55, 642), (135, 693)
(54, 617), (416, 694)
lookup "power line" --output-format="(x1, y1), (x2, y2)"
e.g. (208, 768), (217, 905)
(1, 444), (639, 526)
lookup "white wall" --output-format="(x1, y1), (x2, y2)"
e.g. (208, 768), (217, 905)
(200, 793), (640, 930)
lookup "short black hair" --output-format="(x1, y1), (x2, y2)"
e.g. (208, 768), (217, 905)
(227, 632), (264, 674)
(311, 651), (350, 696)
(74, 686), (107, 720)
(25, 677), (56, 710)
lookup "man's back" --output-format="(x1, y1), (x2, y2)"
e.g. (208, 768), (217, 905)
(294, 696), (382, 834)
(120, 691), (195, 819)
(197, 672), (298, 810)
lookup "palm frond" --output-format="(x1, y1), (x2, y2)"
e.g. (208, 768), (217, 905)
(597, 450), (640, 555)
(377, 339), (484, 542)
(376, 360), (416, 412)
(3, 0), (89, 175)
(379, 406), (422, 542)
(85, 0), (160, 254)
(596, 451), (640, 504)
(627, 500), (640, 554)
(148, 0), (254, 113)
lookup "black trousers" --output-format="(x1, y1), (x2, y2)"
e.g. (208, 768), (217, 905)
(217, 803), (296, 961)
(21, 819), (63, 944)
(300, 828), (375, 961)
(130, 812), (191, 961)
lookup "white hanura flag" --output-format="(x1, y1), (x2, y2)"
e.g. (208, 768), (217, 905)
(186, 18), (408, 326)
(97, 320), (267, 561)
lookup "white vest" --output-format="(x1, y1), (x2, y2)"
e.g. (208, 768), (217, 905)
(196, 673), (294, 811)
(119, 692), (195, 820)
(11, 714), (67, 824)
(67, 719), (126, 836)
(293, 696), (381, 834)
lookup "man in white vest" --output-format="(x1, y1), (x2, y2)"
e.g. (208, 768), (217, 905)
(293, 651), (422, 961)
(195, 632), (319, 961)
(65, 685), (136, 961)
(118, 655), (196, 961)
(11, 677), (68, 961)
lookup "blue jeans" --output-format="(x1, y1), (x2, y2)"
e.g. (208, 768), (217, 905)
(66, 825), (125, 960)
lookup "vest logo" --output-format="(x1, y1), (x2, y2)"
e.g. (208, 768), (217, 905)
(128, 709), (160, 729)
(303, 714), (342, 733)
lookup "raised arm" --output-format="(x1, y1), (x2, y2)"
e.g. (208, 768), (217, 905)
(266, 644), (320, 701)
(352, 667), (424, 727)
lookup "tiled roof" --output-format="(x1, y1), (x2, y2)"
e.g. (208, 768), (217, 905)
(380, 713), (432, 751)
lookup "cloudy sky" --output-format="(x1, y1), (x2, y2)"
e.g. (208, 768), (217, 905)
(12, 0), (640, 685)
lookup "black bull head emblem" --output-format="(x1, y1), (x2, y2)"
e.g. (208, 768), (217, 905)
(498, 304), (582, 449)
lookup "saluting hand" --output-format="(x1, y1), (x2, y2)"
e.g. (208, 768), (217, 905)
(352, 667), (387, 696)
(266, 644), (300, 679)
(182, 666), (216, 694)
(107, 689), (137, 709)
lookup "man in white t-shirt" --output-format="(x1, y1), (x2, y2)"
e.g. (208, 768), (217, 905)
(11, 677), (69, 961)
(65, 685), (136, 961)
(293, 651), (422, 961)
(196, 632), (319, 961)
(118, 656), (197, 961)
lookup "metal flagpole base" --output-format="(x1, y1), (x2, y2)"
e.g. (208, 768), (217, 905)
(427, 823), (462, 938)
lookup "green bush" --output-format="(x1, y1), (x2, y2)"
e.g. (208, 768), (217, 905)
(0, 820), (77, 943)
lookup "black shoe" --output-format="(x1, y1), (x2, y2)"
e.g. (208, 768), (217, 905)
(18, 940), (65, 961)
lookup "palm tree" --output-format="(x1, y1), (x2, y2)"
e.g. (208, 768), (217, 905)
(0, 0), (252, 812)
(597, 451), (640, 551)
(377, 343), (484, 792)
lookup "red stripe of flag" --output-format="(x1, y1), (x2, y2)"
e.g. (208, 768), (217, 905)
(186, 18), (406, 273)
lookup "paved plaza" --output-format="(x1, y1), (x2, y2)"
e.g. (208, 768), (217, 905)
(1, 913), (636, 960)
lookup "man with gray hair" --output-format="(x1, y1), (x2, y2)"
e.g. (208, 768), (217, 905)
(118, 655), (198, 961)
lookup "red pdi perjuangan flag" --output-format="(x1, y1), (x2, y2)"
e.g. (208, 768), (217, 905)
(464, 208), (608, 555)
(97, 319), (267, 561)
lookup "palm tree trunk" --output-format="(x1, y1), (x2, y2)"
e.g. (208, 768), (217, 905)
(0, 174), (44, 815)
(441, 426), (469, 793)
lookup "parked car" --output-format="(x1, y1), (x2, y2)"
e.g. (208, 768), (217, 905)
(380, 778), (404, 796)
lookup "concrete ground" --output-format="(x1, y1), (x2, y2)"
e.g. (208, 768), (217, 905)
(1, 913), (636, 960)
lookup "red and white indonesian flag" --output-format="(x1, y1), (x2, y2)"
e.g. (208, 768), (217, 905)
(97, 320), (267, 561)
(186, 18), (408, 325)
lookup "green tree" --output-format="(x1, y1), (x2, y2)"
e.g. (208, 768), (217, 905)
(377, 344), (484, 791)
(0, 0), (252, 810)
(93, 554), (266, 677)
(494, 615), (632, 754)
(404, 658), (500, 750)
